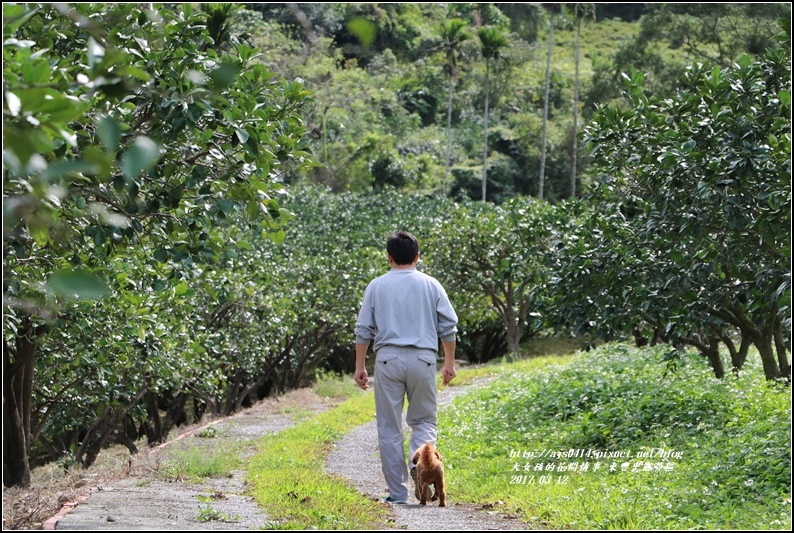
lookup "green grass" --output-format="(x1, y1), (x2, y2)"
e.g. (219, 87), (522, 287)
(312, 369), (363, 399)
(438, 342), (792, 530)
(277, 406), (318, 422)
(247, 390), (389, 530)
(245, 339), (789, 529)
(158, 442), (243, 482)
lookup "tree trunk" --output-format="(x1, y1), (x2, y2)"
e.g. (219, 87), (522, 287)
(753, 328), (780, 380)
(74, 409), (114, 468)
(77, 389), (147, 468)
(722, 333), (751, 372)
(703, 337), (725, 379)
(3, 319), (45, 487)
(539, 13), (554, 200)
(81, 420), (116, 469)
(683, 333), (725, 379)
(773, 316), (790, 379)
(115, 432), (139, 455)
(143, 391), (165, 446)
(632, 325), (650, 347)
(322, 105), (329, 163)
(482, 58), (490, 202)
(223, 370), (245, 416)
(504, 303), (523, 360)
(708, 304), (780, 379)
(571, 17), (581, 198)
(3, 381), (30, 487)
(162, 391), (188, 436)
(193, 396), (209, 422)
(445, 76), (455, 196)
(505, 324), (522, 359)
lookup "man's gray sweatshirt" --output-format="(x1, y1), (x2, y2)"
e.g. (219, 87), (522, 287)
(355, 267), (458, 353)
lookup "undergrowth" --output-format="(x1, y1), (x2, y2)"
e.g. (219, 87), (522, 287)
(439, 342), (791, 530)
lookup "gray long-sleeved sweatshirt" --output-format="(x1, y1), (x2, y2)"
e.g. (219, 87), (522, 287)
(354, 267), (458, 353)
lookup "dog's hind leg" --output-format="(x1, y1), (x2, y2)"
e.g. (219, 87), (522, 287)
(437, 476), (446, 507)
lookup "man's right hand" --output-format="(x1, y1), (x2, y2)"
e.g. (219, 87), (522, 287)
(442, 364), (456, 386)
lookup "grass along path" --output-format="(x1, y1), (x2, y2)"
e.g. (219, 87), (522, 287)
(49, 338), (782, 531)
(246, 390), (387, 529)
(29, 361), (528, 531)
(246, 356), (569, 530)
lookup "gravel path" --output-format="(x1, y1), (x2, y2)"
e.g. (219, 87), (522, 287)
(47, 378), (533, 530)
(50, 390), (332, 531)
(325, 378), (534, 530)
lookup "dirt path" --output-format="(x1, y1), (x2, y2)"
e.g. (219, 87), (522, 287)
(326, 378), (533, 530)
(44, 378), (532, 530)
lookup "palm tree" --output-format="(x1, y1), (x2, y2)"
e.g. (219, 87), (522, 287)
(477, 27), (507, 202)
(201, 3), (238, 51)
(539, 4), (563, 201)
(439, 18), (470, 197)
(568, 3), (596, 198)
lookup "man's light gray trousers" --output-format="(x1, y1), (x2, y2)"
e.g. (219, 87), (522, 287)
(374, 346), (438, 502)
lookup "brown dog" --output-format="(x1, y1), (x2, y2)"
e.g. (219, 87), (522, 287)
(411, 441), (446, 506)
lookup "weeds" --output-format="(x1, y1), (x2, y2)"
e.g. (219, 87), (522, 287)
(2, 488), (51, 530)
(158, 443), (241, 482)
(197, 505), (239, 523)
(196, 425), (219, 438)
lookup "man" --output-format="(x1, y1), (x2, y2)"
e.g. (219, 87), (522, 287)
(354, 231), (458, 504)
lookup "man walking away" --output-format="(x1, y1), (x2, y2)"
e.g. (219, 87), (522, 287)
(354, 231), (457, 504)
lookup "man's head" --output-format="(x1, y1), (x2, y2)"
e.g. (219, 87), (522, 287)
(386, 231), (420, 265)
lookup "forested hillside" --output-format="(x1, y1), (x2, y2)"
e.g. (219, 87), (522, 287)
(238, 3), (789, 200)
(3, 3), (790, 488)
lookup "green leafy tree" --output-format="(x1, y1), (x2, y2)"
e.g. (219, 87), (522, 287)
(498, 3), (543, 43)
(638, 3), (790, 67)
(3, 3), (312, 486)
(585, 4), (790, 112)
(573, 30), (791, 380)
(429, 197), (559, 358)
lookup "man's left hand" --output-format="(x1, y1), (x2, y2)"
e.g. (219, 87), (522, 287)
(354, 368), (369, 390)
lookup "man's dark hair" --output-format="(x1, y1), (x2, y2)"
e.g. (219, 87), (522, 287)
(386, 231), (420, 265)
